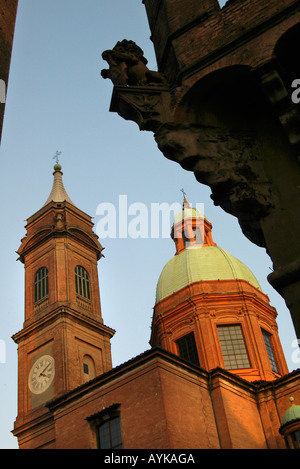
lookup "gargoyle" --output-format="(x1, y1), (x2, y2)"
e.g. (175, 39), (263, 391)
(101, 39), (168, 87)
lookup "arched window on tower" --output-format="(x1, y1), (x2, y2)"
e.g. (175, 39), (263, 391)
(83, 354), (96, 382)
(34, 267), (48, 303)
(75, 265), (91, 300)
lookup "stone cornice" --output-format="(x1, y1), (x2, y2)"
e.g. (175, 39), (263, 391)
(12, 305), (115, 344)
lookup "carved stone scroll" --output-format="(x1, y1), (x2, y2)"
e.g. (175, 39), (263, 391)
(110, 86), (172, 131)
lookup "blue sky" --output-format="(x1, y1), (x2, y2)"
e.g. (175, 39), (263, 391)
(0, 0), (298, 449)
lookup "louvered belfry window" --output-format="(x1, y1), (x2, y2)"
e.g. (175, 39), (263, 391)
(75, 265), (91, 300)
(34, 267), (48, 303)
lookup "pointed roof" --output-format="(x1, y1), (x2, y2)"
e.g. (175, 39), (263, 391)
(183, 197), (190, 208)
(43, 163), (74, 206)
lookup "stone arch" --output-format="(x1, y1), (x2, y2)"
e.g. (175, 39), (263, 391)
(83, 354), (96, 382)
(174, 65), (273, 130)
(273, 23), (300, 89)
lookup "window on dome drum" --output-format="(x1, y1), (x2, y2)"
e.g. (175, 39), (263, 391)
(75, 265), (90, 300)
(34, 267), (48, 303)
(193, 226), (203, 244)
(176, 333), (200, 366)
(262, 330), (280, 373)
(217, 324), (250, 370)
(182, 231), (192, 248)
(286, 431), (300, 449)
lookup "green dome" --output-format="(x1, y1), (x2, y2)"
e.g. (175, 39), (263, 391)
(282, 398), (300, 425)
(155, 245), (262, 303)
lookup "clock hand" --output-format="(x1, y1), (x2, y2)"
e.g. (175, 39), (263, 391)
(39, 362), (51, 377)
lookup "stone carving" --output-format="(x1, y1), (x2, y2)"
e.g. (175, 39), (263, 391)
(101, 40), (168, 87)
(54, 212), (64, 230)
(260, 68), (300, 162)
(109, 86), (172, 131)
(154, 122), (279, 247)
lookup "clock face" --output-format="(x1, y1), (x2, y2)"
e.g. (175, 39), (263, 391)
(28, 355), (55, 395)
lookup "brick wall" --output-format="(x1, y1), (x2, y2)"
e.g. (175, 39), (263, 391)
(143, 0), (300, 84)
(47, 350), (296, 449)
(0, 0), (18, 141)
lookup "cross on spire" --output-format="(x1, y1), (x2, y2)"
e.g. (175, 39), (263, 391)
(53, 151), (62, 165)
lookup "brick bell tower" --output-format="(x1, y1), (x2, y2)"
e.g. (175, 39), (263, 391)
(12, 163), (115, 448)
(150, 198), (289, 383)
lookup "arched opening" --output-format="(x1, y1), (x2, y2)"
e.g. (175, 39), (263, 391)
(34, 267), (48, 303)
(83, 354), (96, 382)
(75, 265), (91, 300)
(174, 65), (274, 131)
(274, 23), (300, 90)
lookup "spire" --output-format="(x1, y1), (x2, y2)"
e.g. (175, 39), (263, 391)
(43, 164), (74, 206)
(183, 197), (191, 209)
(180, 188), (190, 209)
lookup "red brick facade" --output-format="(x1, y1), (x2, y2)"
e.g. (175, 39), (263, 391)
(0, 0), (18, 142)
(13, 348), (300, 449)
(143, 0), (300, 89)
